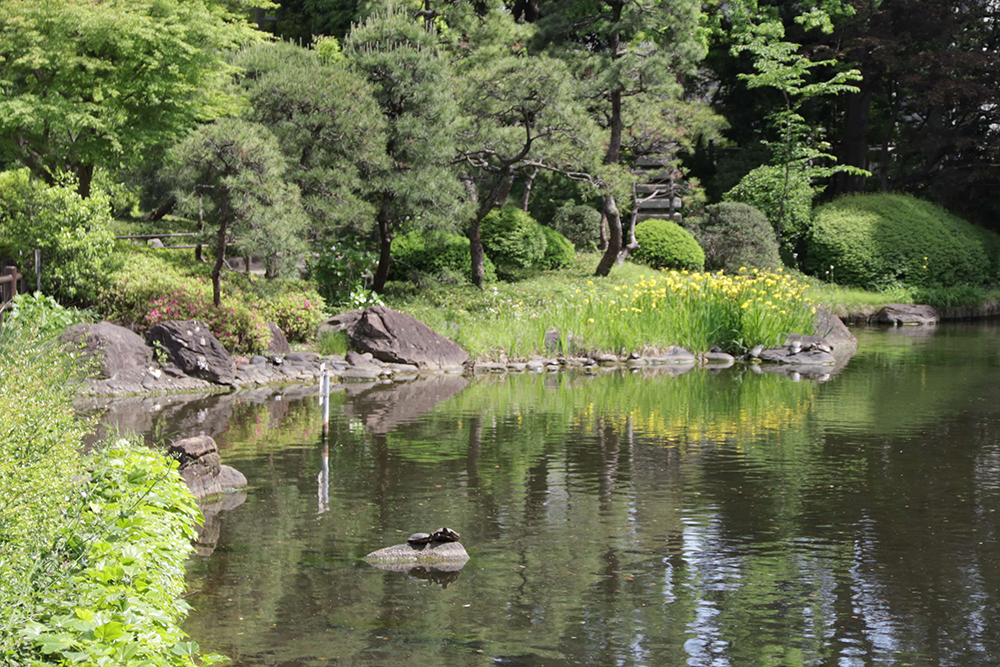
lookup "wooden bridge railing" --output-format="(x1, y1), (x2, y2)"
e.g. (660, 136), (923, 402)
(0, 265), (22, 327)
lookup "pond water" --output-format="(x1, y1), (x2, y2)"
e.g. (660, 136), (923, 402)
(94, 323), (1000, 666)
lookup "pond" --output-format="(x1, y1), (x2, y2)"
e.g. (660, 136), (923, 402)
(89, 322), (1000, 666)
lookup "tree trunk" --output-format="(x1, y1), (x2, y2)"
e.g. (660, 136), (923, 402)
(521, 168), (538, 211)
(372, 199), (393, 293)
(469, 217), (485, 288)
(211, 218), (228, 308)
(594, 194), (622, 276)
(595, 87), (624, 276)
(144, 197), (176, 221)
(76, 164), (94, 199)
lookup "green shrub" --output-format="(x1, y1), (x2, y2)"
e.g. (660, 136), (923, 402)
(2, 292), (93, 343)
(102, 252), (271, 354)
(308, 236), (378, 308)
(632, 219), (705, 271)
(538, 226), (576, 270)
(389, 230), (497, 283)
(806, 193), (997, 289)
(723, 164), (815, 254)
(0, 169), (122, 305)
(480, 206), (547, 279)
(0, 331), (218, 666)
(226, 274), (326, 343)
(688, 202), (782, 273)
(550, 204), (602, 250)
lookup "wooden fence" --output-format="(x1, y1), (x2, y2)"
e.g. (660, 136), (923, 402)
(0, 264), (22, 327)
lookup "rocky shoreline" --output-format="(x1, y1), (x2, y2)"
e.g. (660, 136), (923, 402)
(65, 303), (860, 398)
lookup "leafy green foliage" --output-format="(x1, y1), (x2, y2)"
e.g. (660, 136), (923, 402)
(632, 219), (706, 271)
(234, 277), (326, 344)
(2, 292), (92, 342)
(689, 202), (782, 273)
(723, 164), (815, 254)
(0, 0), (263, 197)
(806, 194), (1000, 289)
(165, 117), (309, 305)
(551, 204), (603, 251)
(232, 41), (386, 237)
(480, 207), (548, 279)
(538, 226), (576, 270)
(344, 10), (467, 291)
(101, 252), (272, 354)
(309, 237), (379, 308)
(0, 328), (219, 666)
(390, 230), (497, 284)
(0, 169), (121, 305)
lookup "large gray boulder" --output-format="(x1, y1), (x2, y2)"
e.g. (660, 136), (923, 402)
(168, 435), (247, 499)
(266, 322), (291, 355)
(349, 306), (469, 371)
(146, 320), (236, 385)
(812, 308), (858, 349)
(61, 321), (153, 379)
(875, 303), (940, 326)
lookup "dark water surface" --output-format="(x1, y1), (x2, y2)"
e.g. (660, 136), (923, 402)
(102, 323), (1000, 666)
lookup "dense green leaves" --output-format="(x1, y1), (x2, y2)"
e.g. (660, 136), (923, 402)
(632, 219), (705, 271)
(0, 325), (216, 666)
(0, 0), (263, 197)
(165, 117), (308, 305)
(233, 41), (388, 237)
(806, 194), (1000, 289)
(0, 169), (121, 305)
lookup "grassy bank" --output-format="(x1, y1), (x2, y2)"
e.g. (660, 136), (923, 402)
(369, 253), (1000, 361)
(376, 254), (812, 360)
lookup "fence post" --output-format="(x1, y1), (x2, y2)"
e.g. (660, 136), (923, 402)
(34, 249), (41, 293)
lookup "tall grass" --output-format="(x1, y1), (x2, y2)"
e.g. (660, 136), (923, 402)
(392, 258), (816, 359)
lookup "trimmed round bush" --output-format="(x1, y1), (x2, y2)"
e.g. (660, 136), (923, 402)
(689, 202), (781, 273)
(538, 226), (576, 270)
(806, 193), (999, 289)
(390, 229), (497, 283)
(480, 206), (547, 278)
(632, 219), (705, 271)
(551, 203), (602, 250)
(723, 164), (815, 252)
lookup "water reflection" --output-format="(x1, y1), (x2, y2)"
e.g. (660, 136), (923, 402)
(84, 325), (1000, 666)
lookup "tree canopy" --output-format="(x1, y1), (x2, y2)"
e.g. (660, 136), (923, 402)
(0, 0), (264, 197)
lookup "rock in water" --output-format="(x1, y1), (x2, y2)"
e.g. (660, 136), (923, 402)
(60, 321), (153, 380)
(875, 303), (940, 326)
(168, 435), (247, 499)
(350, 305), (469, 371)
(146, 320), (236, 385)
(365, 540), (470, 563)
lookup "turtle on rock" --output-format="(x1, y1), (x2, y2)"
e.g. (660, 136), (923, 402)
(407, 527), (461, 545)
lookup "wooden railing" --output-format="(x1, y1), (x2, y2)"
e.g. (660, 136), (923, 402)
(0, 265), (22, 327)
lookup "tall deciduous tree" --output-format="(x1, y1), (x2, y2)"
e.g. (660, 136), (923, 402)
(527, 0), (707, 276)
(165, 118), (308, 306)
(0, 0), (263, 198)
(728, 1), (862, 243)
(232, 41), (388, 240)
(344, 10), (466, 293)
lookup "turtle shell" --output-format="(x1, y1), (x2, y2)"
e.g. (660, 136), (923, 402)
(430, 527), (460, 543)
(407, 532), (433, 545)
